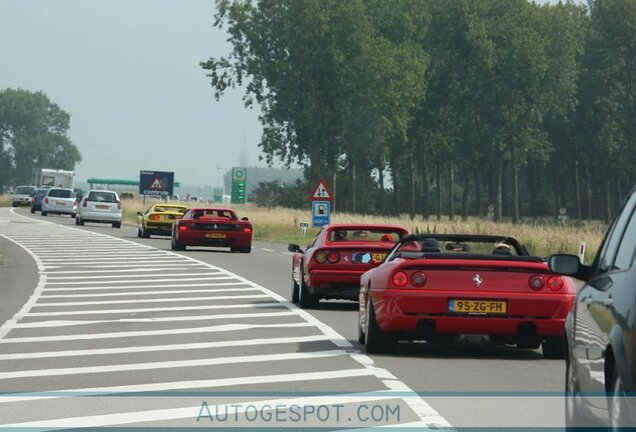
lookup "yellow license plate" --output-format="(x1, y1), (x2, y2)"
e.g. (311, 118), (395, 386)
(449, 299), (507, 314)
(372, 253), (386, 262)
(96, 205), (109, 210)
(206, 233), (226, 239)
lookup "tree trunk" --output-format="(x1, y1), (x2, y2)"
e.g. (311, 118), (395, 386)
(585, 166), (593, 220)
(474, 169), (482, 217)
(410, 155), (416, 220)
(378, 164), (385, 214)
(421, 152), (430, 219)
(461, 171), (469, 220)
(574, 159), (581, 220)
(495, 153), (503, 222)
(512, 149), (519, 223)
(605, 179), (612, 223)
(351, 157), (356, 214)
(448, 160), (454, 220)
(527, 163), (537, 218)
(436, 158), (442, 221)
(332, 169), (337, 213)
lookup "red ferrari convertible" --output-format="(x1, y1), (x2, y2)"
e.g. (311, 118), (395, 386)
(171, 207), (252, 253)
(288, 224), (409, 308)
(358, 234), (576, 358)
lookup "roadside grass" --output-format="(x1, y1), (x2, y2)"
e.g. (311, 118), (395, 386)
(122, 199), (607, 259)
(0, 194), (11, 207)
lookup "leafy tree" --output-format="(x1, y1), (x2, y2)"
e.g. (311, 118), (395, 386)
(0, 88), (81, 190)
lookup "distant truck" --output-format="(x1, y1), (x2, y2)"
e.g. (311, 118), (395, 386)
(38, 169), (74, 189)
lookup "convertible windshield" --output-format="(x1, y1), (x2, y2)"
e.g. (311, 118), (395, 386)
(328, 229), (404, 243)
(154, 206), (187, 214)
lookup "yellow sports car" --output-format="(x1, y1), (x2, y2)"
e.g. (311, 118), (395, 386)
(137, 204), (188, 238)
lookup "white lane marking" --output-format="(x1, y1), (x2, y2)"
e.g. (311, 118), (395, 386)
(0, 350), (346, 380)
(2, 391), (403, 427)
(25, 302), (282, 317)
(41, 267), (207, 274)
(55, 263), (205, 269)
(32, 293), (269, 307)
(282, 251), (295, 255)
(40, 287), (260, 299)
(0, 335), (331, 361)
(14, 311), (298, 328)
(45, 276), (235, 285)
(0, 369), (376, 404)
(40, 256), (188, 262)
(43, 281), (250, 292)
(260, 248), (275, 252)
(46, 272), (223, 280)
(0, 322), (313, 343)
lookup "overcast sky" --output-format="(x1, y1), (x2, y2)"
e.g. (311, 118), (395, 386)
(0, 0), (263, 187)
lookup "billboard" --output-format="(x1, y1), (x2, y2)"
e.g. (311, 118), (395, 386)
(139, 170), (174, 197)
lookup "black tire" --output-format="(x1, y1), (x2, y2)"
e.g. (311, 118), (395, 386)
(41, 211), (47, 216)
(172, 235), (185, 251)
(298, 267), (318, 309)
(12, 202), (19, 207)
(112, 222), (121, 228)
(30, 207), (35, 214)
(365, 298), (396, 354)
(71, 213), (76, 219)
(78, 217), (85, 226)
(542, 336), (565, 359)
(610, 366), (629, 429)
(137, 228), (142, 238)
(240, 245), (251, 253)
(291, 265), (299, 304)
(141, 225), (150, 238)
(75, 217), (80, 225)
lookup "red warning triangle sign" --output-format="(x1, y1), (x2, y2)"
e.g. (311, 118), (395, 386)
(310, 178), (333, 201)
(148, 176), (164, 190)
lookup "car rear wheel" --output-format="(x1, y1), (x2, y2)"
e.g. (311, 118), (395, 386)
(542, 336), (565, 359)
(112, 222), (121, 228)
(172, 236), (185, 251)
(41, 211), (47, 216)
(30, 207), (35, 214)
(365, 298), (396, 354)
(298, 267), (318, 309)
(291, 265), (299, 304)
(240, 246), (251, 253)
(141, 225), (150, 238)
(71, 213), (76, 219)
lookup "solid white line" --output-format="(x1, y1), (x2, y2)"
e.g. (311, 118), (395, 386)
(40, 287), (260, 299)
(0, 350), (346, 380)
(41, 267), (207, 274)
(14, 311), (298, 328)
(0, 322), (312, 343)
(53, 262), (205, 269)
(0, 369), (375, 404)
(46, 271), (223, 280)
(33, 293), (269, 307)
(0, 334), (330, 361)
(5, 393), (397, 427)
(41, 256), (187, 262)
(282, 252), (295, 255)
(25, 302), (283, 317)
(260, 248), (275, 252)
(45, 276), (236, 285)
(43, 281), (251, 292)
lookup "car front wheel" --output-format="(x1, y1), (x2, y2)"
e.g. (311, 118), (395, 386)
(610, 366), (629, 429)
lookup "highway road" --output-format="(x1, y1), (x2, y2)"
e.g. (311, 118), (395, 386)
(0, 207), (567, 429)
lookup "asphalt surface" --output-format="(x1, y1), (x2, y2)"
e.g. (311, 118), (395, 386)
(0, 206), (568, 429)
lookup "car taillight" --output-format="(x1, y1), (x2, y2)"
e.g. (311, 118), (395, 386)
(243, 226), (252, 233)
(117, 201), (122, 210)
(327, 251), (340, 263)
(178, 224), (189, 231)
(314, 251), (327, 263)
(73, 200), (77, 207)
(44, 197), (48, 204)
(31, 197), (35, 202)
(392, 271), (408, 288)
(151, 214), (160, 220)
(82, 198), (88, 207)
(547, 276), (564, 291)
(411, 271), (427, 287)
(528, 275), (545, 291)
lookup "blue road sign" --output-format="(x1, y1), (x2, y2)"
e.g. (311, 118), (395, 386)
(312, 201), (331, 228)
(139, 170), (174, 197)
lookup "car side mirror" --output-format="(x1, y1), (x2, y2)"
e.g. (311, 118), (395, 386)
(241, 217), (249, 221)
(548, 254), (590, 281)
(288, 244), (304, 254)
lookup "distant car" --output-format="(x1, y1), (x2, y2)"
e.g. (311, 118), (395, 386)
(171, 207), (252, 253)
(30, 188), (50, 213)
(11, 185), (37, 207)
(137, 204), (188, 238)
(549, 185), (636, 429)
(288, 224), (409, 308)
(76, 189), (122, 228)
(41, 188), (77, 217)
(358, 234), (576, 357)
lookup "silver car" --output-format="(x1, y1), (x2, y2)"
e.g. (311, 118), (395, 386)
(11, 185), (37, 207)
(41, 188), (77, 218)
(76, 189), (122, 228)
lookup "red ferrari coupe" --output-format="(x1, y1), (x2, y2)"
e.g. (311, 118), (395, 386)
(288, 224), (409, 308)
(171, 207), (252, 253)
(358, 234), (576, 358)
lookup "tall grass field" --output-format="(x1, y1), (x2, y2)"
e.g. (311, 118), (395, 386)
(0, 194), (607, 260)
